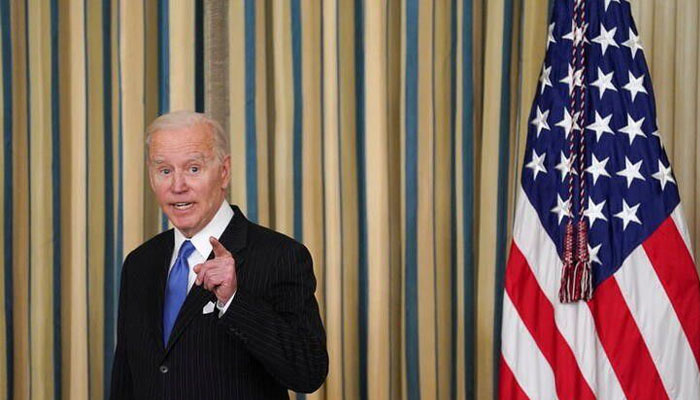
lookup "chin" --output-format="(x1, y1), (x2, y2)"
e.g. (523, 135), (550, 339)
(167, 214), (200, 236)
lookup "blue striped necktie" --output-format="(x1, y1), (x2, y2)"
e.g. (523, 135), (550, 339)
(163, 240), (195, 345)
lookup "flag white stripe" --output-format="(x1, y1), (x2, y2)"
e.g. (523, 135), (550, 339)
(614, 246), (700, 399)
(671, 204), (695, 261)
(512, 188), (561, 304)
(512, 187), (627, 399)
(501, 292), (559, 400)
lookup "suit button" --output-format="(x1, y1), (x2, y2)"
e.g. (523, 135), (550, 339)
(159, 365), (169, 374)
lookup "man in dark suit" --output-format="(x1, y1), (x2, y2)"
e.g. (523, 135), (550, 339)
(110, 111), (328, 399)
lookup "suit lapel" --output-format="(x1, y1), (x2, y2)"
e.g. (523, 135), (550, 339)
(163, 283), (216, 353)
(163, 205), (249, 355)
(149, 230), (174, 351)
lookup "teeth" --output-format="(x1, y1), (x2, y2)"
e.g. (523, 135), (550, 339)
(174, 202), (192, 209)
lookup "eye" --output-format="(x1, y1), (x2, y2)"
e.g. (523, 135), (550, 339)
(190, 166), (200, 173)
(160, 168), (171, 175)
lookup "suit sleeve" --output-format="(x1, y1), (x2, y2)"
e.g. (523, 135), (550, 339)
(110, 256), (135, 400)
(219, 243), (328, 393)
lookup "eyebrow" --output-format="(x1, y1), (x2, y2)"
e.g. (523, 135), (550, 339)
(150, 153), (208, 165)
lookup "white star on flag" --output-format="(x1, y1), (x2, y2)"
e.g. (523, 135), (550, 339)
(551, 195), (572, 224)
(623, 71), (647, 102)
(547, 22), (556, 48)
(614, 199), (642, 230)
(588, 243), (602, 266)
(622, 28), (644, 58)
(584, 198), (608, 227)
(586, 154), (611, 185)
(652, 160), (676, 190)
(619, 114), (646, 145)
(562, 22), (590, 46)
(616, 157), (645, 188)
(555, 151), (576, 182)
(587, 111), (614, 141)
(540, 65), (553, 94)
(562, 28), (573, 41)
(556, 108), (573, 136)
(530, 106), (550, 137)
(591, 67), (618, 99)
(592, 24), (619, 56)
(651, 118), (664, 147)
(526, 150), (547, 180)
(560, 64), (583, 95)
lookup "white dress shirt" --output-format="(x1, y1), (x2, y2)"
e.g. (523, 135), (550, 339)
(169, 200), (235, 317)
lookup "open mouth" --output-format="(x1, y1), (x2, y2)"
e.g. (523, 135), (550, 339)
(172, 202), (194, 211)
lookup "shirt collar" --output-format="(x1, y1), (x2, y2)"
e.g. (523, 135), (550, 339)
(173, 200), (234, 259)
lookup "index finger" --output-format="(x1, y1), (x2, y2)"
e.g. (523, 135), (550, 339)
(210, 236), (232, 258)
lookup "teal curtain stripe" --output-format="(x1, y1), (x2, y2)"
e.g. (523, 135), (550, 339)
(114, 0), (124, 396)
(0, 0), (13, 397)
(194, 0), (203, 113)
(492, 0), (514, 396)
(404, 0), (420, 399)
(354, 0), (367, 398)
(116, 0), (124, 316)
(157, 0), (169, 231)
(157, 0), (169, 115)
(101, 0), (116, 398)
(50, 0), (62, 398)
(290, 3), (304, 399)
(461, 0), (476, 398)
(291, 0), (303, 245)
(448, 0), (458, 398)
(244, 0), (258, 223)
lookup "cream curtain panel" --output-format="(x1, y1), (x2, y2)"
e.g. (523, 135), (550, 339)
(0, 1), (697, 399)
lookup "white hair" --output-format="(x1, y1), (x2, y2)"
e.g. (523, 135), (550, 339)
(145, 110), (229, 160)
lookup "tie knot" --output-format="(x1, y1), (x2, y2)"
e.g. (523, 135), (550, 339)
(178, 240), (196, 259)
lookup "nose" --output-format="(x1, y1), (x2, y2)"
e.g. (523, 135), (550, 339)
(170, 171), (189, 193)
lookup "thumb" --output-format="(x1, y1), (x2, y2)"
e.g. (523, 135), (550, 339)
(210, 236), (232, 258)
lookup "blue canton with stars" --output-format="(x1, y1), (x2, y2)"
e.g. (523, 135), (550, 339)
(521, 0), (680, 287)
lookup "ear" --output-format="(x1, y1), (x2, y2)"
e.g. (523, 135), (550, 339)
(220, 154), (231, 189)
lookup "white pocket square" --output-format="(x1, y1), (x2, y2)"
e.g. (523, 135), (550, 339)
(202, 301), (215, 314)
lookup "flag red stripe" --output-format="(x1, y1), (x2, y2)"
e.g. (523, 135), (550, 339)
(643, 216), (700, 368)
(505, 243), (596, 400)
(589, 277), (669, 399)
(499, 355), (530, 400)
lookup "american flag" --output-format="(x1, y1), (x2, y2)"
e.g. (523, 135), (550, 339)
(499, 0), (700, 399)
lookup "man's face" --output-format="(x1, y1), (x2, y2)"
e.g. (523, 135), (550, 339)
(148, 124), (230, 238)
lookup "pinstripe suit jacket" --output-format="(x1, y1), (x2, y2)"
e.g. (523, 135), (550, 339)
(110, 205), (328, 399)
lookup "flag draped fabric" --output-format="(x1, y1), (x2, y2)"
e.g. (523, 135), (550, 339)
(500, 0), (700, 399)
